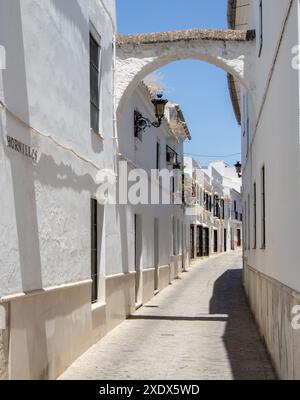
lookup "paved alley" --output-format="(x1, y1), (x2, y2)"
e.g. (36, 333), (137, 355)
(59, 252), (275, 380)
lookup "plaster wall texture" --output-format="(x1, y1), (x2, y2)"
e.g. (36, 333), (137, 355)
(242, 0), (300, 293)
(116, 32), (255, 117)
(0, 0), (117, 296)
(0, 0), (121, 380)
(117, 83), (188, 275)
(244, 263), (300, 380)
(232, 0), (300, 379)
(247, 0), (293, 112)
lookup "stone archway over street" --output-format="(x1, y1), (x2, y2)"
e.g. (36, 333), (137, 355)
(116, 28), (256, 114)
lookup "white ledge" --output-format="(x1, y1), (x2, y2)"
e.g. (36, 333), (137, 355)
(0, 279), (92, 303)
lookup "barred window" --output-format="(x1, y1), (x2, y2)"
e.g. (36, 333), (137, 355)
(90, 34), (100, 132)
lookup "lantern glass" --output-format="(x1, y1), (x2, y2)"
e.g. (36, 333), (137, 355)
(155, 101), (166, 118)
(152, 94), (168, 119)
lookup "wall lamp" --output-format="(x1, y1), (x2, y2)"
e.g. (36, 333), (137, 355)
(134, 93), (168, 137)
(234, 161), (242, 178)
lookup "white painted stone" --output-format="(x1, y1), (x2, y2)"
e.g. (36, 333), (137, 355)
(233, 0), (300, 380)
(116, 36), (255, 115)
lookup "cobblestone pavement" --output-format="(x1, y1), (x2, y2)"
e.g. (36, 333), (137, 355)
(59, 251), (275, 380)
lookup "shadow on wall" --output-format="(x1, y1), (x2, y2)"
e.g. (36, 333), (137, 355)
(50, 0), (87, 47)
(115, 158), (131, 275)
(0, 0), (48, 379)
(209, 268), (275, 380)
(0, 1), (99, 379)
(36, 152), (97, 192)
(1, 0), (44, 294)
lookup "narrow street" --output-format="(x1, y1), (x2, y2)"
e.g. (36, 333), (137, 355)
(59, 252), (275, 380)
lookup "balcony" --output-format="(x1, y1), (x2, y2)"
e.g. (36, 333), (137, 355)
(231, 211), (241, 221)
(166, 145), (178, 166)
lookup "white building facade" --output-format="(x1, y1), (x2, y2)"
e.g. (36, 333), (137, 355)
(228, 0), (300, 379)
(117, 82), (191, 306)
(184, 158), (242, 261)
(0, 0), (120, 380)
(2, 0), (299, 382)
(0, 0), (191, 376)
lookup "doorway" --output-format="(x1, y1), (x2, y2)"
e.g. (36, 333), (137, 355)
(190, 225), (195, 259)
(237, 229), (241, 247)
(181, 222), (185, 270)
(154, 218), (159, 291)
(197, 225), (203, 257)
(214, 229), (218, 253)
(134, 214), (142, 304)
(203, 227), (209, 257)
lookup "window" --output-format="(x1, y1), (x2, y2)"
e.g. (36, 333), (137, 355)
(213, 195), (218, 217)
(258, 0), (263, 57)
(156, 141), (160, 170)
(261, 166), (266, 248)
(91, 199), (98, 303)
(90, 33), (101, 132)
(221, 199), (225, 220)
(234, 200), (238, 220)
(242, 94), (246, 137)
(243, 94), (250, 156)
(253, 182), (257, 249)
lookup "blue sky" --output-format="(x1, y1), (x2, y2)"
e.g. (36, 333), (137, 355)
(116, 0), (241, 166)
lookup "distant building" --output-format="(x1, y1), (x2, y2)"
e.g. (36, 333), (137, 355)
(184, 157), (242, 260)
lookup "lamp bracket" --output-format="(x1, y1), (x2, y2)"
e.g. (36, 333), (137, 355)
(134, 111), (162, 137)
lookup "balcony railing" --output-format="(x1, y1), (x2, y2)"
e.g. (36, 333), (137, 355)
(231, 211), (242, 221)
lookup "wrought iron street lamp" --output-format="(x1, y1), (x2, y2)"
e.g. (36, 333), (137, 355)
(134, 93), (168, 137)
(234, 161), (242, 178)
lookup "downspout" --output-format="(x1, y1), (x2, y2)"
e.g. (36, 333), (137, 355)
(98, 0), (119, 160)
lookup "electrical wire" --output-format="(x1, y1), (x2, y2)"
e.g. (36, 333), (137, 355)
(184, 152), (241, 159)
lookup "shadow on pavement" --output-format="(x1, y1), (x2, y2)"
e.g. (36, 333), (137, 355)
(129, 315), (228, 322)
(209, 268), (275, 380)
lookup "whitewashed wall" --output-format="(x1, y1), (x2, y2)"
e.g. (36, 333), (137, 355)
(242, 0), (300, 293)
(117, 84), (186, 271)
(0, 0), (116, 297)
(0, 0), (120, 379)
